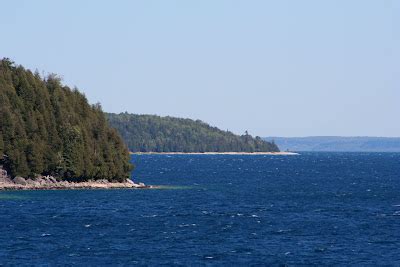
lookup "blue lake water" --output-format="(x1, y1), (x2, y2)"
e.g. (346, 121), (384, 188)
(1, 153), (400, 265)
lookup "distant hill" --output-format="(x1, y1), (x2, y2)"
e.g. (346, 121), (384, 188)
(107, 113), (279, 153)
(263, 136), (400, 152)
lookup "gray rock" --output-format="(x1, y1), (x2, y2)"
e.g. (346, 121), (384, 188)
(43, 177), (50, 183)
(0, 167), (10, 183)
(34, 177), (45, 185)
(26, 179), (40, 186)
(0, 168), (8, 178)
(13, 176), (27, 185)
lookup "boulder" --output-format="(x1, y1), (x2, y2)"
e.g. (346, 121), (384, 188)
(42, 176), (57, 183)
(13, 176), (27, 185)
(0, 168), (11, 183)
(0, 167), (8, 179)
(41, 176), (50, 182)
(37, 175), (55, 184)
(26, 179), (40, 187)
(126, 179), (135, 184)
(35, 177), (47, 185)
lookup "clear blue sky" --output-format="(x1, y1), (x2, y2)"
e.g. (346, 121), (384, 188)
(1, 0), (399, 137)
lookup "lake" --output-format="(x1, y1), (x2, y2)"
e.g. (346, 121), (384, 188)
(1, 153), (400, 265)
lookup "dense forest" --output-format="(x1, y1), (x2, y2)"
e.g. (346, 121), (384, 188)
(107, 113), (280, 153)
(0, 59), (132, 181)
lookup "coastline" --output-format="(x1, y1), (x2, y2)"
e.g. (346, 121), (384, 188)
(130, 151), (299, 155)
(0, 180), (151, 191)
(0, 173), (150, 191)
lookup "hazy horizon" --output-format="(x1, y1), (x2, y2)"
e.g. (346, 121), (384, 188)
(109, 112), (400, 138)
(1, 0), (399, 137)
(265, 135), (400, 138)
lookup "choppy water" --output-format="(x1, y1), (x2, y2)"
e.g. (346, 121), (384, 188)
(1, 153), (400, 265)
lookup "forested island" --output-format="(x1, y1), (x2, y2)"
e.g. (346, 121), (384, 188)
(107, 113), (280, 153)
(0, 59), (141, 189)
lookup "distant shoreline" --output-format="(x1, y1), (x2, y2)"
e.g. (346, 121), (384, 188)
(130, 152), (299, 155)
(264, 136), (400, 153)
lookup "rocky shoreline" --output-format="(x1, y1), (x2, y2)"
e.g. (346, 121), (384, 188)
(0, 168), (150, 191)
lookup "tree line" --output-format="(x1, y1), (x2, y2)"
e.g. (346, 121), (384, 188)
(0, 58), (132, 181)
(107, 113), (280, 153)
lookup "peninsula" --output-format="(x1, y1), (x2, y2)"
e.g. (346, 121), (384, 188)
(107, 113), (280, 153)
(0, 59), (144, 190)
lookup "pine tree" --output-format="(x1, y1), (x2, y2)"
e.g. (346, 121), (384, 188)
(106, 113), (280, 153)
(0, 58), (133, 180)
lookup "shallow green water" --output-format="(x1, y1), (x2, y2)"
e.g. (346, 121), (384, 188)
(0, 193), (27, 200)
(150, 185), (195, 190)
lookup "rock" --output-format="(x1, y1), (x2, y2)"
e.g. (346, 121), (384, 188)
(36, 175), (54, 185)
(26, 179), (40, 187)
(13, 176), (27, 185)
(0, 167), (12, 184)
(0, 174), (150, 190)
(25, 179), (38, 186)
(0, 167), (8, 179)
(35, 177), (47, 185)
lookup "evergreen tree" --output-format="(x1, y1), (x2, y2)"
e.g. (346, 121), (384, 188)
(107, 113), (280, 153)
(0, 58), (133, 180)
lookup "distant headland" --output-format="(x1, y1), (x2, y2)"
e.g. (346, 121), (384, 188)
(107, 113), (280, 153)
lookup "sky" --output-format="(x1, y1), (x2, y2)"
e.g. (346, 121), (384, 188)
(1, 0), (399, 137)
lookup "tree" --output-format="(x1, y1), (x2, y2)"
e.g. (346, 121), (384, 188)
(106, 113), (280, 153)
(0, 58), (133, 180)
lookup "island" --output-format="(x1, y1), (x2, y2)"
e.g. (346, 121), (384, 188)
(107, 113), (280, 153)
(0, 58), (147, 190)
